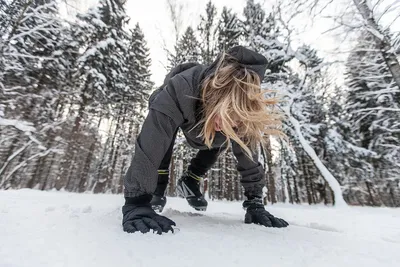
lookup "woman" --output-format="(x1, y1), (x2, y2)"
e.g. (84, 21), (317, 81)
(122, 46), (289, 234)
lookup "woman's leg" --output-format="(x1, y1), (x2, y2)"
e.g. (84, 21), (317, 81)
(177, 147), (221, 211)
(187, 148), (221, 177)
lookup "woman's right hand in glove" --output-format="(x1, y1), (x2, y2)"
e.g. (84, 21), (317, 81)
(122, 195), (176, 234)
(243, 198), (289, 228)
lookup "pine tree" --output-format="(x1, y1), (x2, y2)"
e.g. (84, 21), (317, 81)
(56, 0), (130, 191)
(0, 0), (72, 189)
(197, 0), (218, 64)
(323, 95), (378, 205)
(127, 23), (154, 116)
(26, 21), (81, 190)
(92, 22), (154, 193)
(169, 26), (201, 68)
(342, 30), (400, 206)
(242, 0), (267, 47)
(72, 0), (130, 117)
(216, 7), (241, 52)
(345, 32), (400, 154)
(242, 0), (289, 74)
(1, 0), (64, 121)
(116, 23), (154, 193)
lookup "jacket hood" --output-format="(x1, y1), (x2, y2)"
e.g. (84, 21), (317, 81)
(205, 46), (268, 81)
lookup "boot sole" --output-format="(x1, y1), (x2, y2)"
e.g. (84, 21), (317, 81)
(176, 185), (207, 211)
(193, 206), (207, 211)
(151, 204), (164, 213)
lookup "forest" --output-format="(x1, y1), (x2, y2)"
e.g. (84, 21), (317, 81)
(1, 0), (399, 207)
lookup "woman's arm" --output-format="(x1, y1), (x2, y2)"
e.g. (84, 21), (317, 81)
(124, 72), (190, 199)
(231, 141), (289, 228)
(231, 141), (265, 199)
(124, 109), (179, 199)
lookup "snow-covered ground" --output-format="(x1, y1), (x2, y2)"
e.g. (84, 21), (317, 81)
(1, 189), (399, 267)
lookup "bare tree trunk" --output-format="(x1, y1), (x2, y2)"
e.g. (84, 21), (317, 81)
(11, 143), (31, 188)
(293, 174), (300, 204)
(118, 121), (137, 194)
(27, 156), (44, 189)
(40, 152), (58, 190)
(107, 112), (122, 168)
(222, 152), (227, 199)
(310, 171), (317, 203)
(302, 155), (313, 205)
(210, 166), (217, 200)
(78, 140), (97, 192)
(217, 157), (223, 199)
(169, 155), (176, 196)
(27, 132), (56, 189)
(92, 118), (115, 193)
(108, 106), (127, 191)
(263, 138), (276, 203)
(55, 92), (88, 190)
(0, 137), (21, 181)
(166, 0), (184, 43)
(353, 0), (400, 96)
(365, 180), (377, 206)
(234, 170), (239, 201)
(6, 0), (33, 43)
(280, 174), (286, 203)
(226, 149), (234, 201)
(286, 173), (293, 204)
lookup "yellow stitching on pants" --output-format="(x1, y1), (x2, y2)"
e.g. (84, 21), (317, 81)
(158, 169), (169, 175)
(188, 171), (202, 181)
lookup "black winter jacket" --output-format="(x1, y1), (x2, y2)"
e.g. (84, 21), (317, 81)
(124, 46), (268, 199)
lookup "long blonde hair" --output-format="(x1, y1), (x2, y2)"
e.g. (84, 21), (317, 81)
(198, 52), (283, 158)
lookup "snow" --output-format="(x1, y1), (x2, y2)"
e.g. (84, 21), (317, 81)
(0, 117), (36, 132)
(1, 190), (399, 267)
(78, 38), (116, 63)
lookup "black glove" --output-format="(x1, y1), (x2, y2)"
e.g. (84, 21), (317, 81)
(243, 198), (289, 228)
(122, 195), (176, 234)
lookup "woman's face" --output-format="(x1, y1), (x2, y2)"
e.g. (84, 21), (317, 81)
(214, 115), (222, 131)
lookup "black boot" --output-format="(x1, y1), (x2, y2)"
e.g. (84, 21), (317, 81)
(150, 170), (169, 212)
(177, 171), (208, 211)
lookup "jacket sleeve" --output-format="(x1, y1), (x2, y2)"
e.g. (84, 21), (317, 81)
(123, 110), (179, 198)
(124, 78), (185, 198)
(231, 141), (266, 199)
